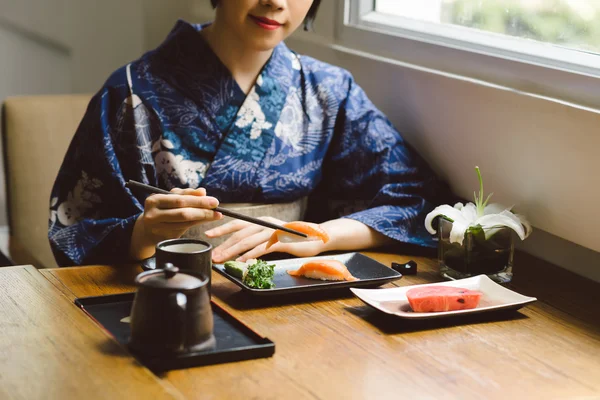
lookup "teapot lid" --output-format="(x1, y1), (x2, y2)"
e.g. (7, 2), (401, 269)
(136, 264), (206, 290)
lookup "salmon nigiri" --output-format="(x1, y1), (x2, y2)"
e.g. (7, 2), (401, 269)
(287, 259), (358, 281)
(265, 221), (329, 250)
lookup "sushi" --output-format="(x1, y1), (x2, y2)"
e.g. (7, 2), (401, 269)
(406, 286), (482, 312)
(287, 259), (358, 281)
(265, 221), (329, 249)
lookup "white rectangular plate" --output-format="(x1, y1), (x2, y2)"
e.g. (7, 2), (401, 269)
(350, 275), (537, 319)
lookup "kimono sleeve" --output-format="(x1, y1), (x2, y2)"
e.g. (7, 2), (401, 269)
(48, 86), (147, 266)
(319, 75), (453, 248)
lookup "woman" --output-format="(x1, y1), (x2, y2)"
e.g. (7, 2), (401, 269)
(49, 0), (451, 267)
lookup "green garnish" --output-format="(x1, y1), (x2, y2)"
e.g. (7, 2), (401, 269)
(223, 261), (248, 279)
(474, 166), (493, 218)
(243, 259), (276, 289)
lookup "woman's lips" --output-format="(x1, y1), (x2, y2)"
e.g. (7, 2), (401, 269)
(249, 15), (282, 31)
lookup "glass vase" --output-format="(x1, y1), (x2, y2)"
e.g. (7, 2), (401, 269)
(437, 218), (514, 284)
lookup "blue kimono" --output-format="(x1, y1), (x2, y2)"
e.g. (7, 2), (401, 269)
(49, 20), (450, 266)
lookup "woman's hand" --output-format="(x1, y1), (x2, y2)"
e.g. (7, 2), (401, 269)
(206, 218), (328, 263)
(206, 217), (395, 264)
(129, 187), (223, 260)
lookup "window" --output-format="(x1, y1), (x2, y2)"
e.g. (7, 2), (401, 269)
(339, 0), (600, 108)
(376, 0), (600, 55)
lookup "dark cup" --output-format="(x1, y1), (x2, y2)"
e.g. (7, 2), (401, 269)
(155, 239), (213, 290)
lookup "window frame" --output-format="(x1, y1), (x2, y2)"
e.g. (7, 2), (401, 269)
(336, 0), (600, 109)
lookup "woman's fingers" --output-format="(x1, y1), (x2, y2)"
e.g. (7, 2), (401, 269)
(145, 193), (219, 210)
(170, 187), (207, 196)
(206, 216), (286, 238)
(212, 223), (264, 253)
(140, 187), (223, 245)
(211, 223), (266, 262)
(212, 228), (273, 263)
(208, 216), (301, 262)
(237, 240), (326, 263)
(236, 242), (271, 262)
(145, 207), (223, 223)
(205, 219), (250, 238)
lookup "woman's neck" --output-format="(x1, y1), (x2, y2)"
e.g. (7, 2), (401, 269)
(201, 22), (273, 95)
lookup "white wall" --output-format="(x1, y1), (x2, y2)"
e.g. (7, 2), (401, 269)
(189, 3), (600, 282)
(0, 0), (147, 227)
(0, 22), (70, 100)
(143, 0), (195, 49)
(0, 0), (146, 93)
(67, 0), (145, 93)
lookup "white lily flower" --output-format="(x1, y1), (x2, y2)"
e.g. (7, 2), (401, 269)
(425, 167), (532, 245)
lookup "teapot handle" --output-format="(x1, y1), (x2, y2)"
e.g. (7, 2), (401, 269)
(169, 292), (187, 352)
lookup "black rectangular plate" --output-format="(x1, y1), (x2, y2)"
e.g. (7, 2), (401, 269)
(75, 293), (275, 371)
(213, 252), (402, 296)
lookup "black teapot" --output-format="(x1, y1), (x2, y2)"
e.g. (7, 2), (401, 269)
(128, 263), (216, 356)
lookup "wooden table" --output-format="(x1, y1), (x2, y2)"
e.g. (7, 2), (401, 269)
(0, 265), (182, 399)
(31, 252), (600, 400)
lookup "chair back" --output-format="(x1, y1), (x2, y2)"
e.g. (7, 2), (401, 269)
(2, 94), (92, 268)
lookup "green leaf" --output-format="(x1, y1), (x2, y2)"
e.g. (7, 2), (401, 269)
(243, 259), (276, 289)
(483, 192), (494, 208)
(467, 224), (486, 246)
(475, 166), (484, 217)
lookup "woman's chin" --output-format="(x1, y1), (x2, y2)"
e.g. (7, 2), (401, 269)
(245, 36), (284, 52)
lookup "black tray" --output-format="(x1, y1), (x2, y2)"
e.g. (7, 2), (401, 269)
(213, 252), (402, 296)
(75, 293), (275, 371)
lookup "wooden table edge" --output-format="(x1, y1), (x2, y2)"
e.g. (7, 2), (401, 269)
(40, 267), (78, 300)
(35, 266), (186, 399)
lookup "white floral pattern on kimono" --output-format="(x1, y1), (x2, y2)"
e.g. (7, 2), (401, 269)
(235, 90), (272, 140)
(290, 53), (301, 70)
(51, 171), (102, 227)
(272, 86), (330, 158)
(155, 151), (208, 188)
(275, 88), (304, 151)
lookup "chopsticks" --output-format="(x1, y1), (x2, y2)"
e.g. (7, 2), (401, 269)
(125, 180), (308, 238)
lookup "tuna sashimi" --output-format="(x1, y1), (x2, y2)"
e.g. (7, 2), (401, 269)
(406, 286), (482, 312)
(287, 259), (358, 281)
(265, 221), (330, 250)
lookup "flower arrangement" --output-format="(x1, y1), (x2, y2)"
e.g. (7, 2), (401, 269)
(425, 166), (531, 244)
(424, 166), (532, 282)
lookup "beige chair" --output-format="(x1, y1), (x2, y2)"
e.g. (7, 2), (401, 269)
(2, 94), (92, 268)
(2, 94), (307, 269)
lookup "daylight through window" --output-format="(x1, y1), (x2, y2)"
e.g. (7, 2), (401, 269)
(376, 0), (600, 55)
